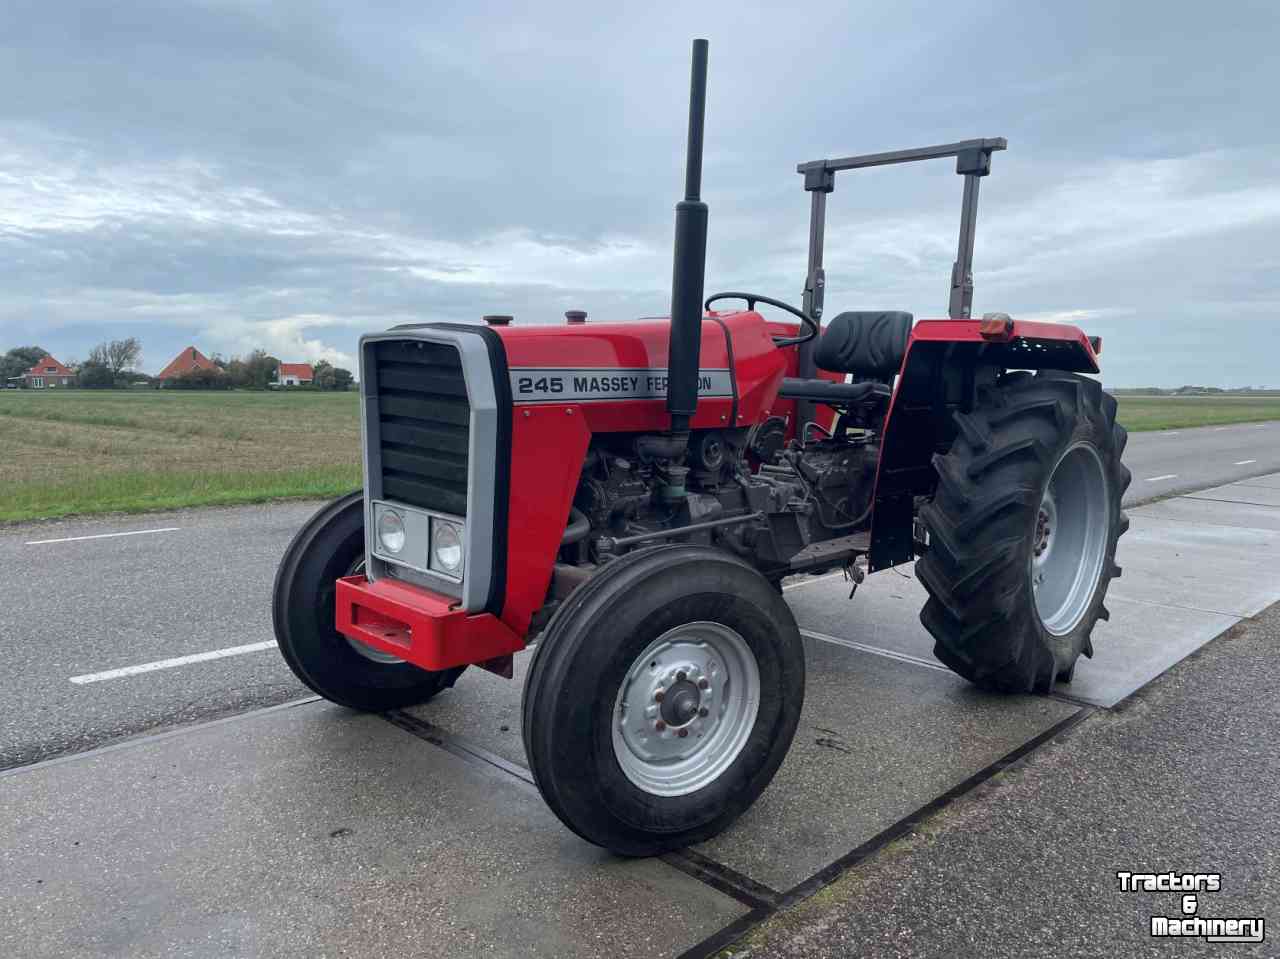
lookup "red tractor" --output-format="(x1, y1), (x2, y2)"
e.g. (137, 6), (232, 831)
(274, 40), (1129, 855)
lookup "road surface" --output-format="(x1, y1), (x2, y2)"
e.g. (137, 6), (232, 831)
(3, 420), (1278, 770)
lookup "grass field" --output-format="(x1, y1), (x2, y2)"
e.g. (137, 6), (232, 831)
(1109, 394), (1280, 431)
(0, 390), (361, 523)
(2, 389), (1279, 523)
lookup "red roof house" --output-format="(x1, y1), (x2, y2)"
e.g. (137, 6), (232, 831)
(156, 346), (218, 381)
(14, 354), (75, 389)
(274, 362), (314, 387)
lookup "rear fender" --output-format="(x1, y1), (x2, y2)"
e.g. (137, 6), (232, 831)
(868, 319), (1100, 571)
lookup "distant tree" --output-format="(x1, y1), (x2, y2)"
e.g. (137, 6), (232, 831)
(210, 352), (228, 370)
(77, 362), (116, 389)
(1, 345), (49, 383)
(168, 368), (231, 390)
(224, 357), (250, 388)
(242, 350), (280, 390)
(86, 337), (142, 375)
(312, 360), (336, 390)
(306, 359), (353, 391)
(82, 337), (143, 387)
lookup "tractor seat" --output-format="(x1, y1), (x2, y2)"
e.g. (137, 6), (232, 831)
(814, 311), (913, 378)
(777, 378), (890, 406)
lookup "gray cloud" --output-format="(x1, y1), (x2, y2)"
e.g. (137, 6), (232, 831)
(2, 0), (1277, 385)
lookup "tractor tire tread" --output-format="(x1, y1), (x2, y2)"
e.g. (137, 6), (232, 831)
(916, 370), (1129, 694)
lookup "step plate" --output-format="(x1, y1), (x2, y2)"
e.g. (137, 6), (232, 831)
(789, 530), (870, 570)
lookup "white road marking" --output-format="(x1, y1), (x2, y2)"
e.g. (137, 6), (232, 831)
(782, 571), (847, 592)
(70, 640), (278, 684)
(1145, 474), (1178, 482)
(1235, 460), (1257, 466)
(27, 527), (181, 546)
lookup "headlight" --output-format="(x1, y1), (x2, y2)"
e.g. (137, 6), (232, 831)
(372, 501), (462, 581)
(430, 518), (464, 575)
(376, 506), (406, 555)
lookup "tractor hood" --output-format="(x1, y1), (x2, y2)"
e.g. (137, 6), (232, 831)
(492, 310), (789, 431)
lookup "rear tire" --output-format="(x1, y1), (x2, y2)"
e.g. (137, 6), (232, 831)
(522, 545), (805, 856)
(272, 492), (465, 710)
(916, 371), (1130, 693)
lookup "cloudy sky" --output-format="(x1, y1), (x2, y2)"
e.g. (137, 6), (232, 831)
(2, 0), (1276, 386)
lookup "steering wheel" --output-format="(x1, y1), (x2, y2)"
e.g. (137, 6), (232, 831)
(705, 292), (818, 348)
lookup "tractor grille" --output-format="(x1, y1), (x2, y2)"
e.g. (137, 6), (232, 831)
(371, 339), (470, 516)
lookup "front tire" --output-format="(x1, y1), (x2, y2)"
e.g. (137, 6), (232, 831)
(916, 371), (1131, 693)
(522, 545), (805, 856)
(272, 492), (465, 710)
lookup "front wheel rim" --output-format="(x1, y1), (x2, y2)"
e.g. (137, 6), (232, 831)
(341, 559), (405, 665)
(611, 622), (761, 797)
(1032, 442), (1111, 636)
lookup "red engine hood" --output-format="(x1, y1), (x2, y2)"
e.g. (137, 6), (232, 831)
(493, 310), (789, 431)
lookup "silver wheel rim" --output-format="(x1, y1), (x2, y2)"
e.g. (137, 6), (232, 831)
(1032, 442), (1111, 636)
(342, 559), (405, 665)
(611, 622), (761, 797)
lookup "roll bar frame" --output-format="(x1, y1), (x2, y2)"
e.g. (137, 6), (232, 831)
(792, 138), (1008, 395)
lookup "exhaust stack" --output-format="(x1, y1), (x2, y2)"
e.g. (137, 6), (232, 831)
(665, 38), (710, 434)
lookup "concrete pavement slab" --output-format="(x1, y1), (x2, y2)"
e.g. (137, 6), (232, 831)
(404, 651), (533, 769)
(1131, 495), (1280, 532)
(1186, 480), (1280, 507)
(785, 566), (1140, 698)
(1066, 595), (1239, 706)
(691, 639), (1079, 891)
(785, 571), (1242, 709)
(0, 701), (744, 959)
(1111, 506), (1280, 616)
(1232, 474), (1280, 490)
(784, 492), (1280, 706)
(786, 565), (933, 664)
(408, 635), (1077, 893)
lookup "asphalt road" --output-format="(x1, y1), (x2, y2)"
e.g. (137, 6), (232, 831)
(1119, 419), (1280, 502)
(3, 420), (1279, 771)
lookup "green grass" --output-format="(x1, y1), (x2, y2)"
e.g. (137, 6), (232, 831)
(1112, 395), (1280, 432)
(0, 389), (361, 523)
(0, 466), (361, 523)
(2, 387), (1278, 523)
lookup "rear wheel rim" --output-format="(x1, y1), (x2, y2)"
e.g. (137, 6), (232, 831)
(612, 622), (761, 797)
(1032, 442), (1110, 636)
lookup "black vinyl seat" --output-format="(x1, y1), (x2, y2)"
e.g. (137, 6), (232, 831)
(777, 378), (890, 406)
(813, 311), (913, 377)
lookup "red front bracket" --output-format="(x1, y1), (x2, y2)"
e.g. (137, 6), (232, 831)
(335, 574), (524, 672)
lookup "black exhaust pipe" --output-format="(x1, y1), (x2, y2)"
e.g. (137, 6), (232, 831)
(666, 38), (709, 435)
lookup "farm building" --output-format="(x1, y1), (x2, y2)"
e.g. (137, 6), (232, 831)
(11, 354), (75, 389)
(274, 362), (314, 387)
(156, 346), (219, 382)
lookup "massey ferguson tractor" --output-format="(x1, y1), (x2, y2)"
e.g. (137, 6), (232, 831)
(274, 40), (1129, 855)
